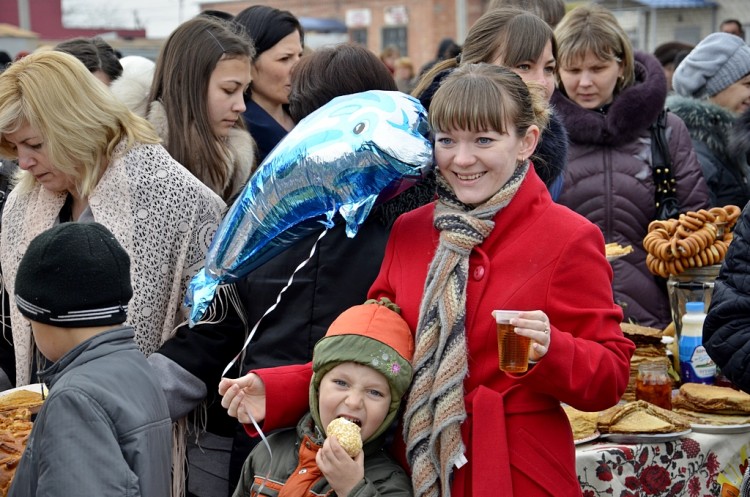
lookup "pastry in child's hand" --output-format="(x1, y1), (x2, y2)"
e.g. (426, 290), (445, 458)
(327, 417), (362, 457)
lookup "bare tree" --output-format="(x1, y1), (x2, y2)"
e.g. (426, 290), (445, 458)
(62, 0), (129, 28)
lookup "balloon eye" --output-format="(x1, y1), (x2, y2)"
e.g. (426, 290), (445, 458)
(353, 122), (367, 134)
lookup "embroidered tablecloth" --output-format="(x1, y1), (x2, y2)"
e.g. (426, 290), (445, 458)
(576, 430), (750, 496)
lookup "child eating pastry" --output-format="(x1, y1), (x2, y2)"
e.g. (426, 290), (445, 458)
(232, 298), (414, 497)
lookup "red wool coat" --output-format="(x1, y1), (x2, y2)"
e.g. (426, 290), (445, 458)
(256, 169), (635, 497)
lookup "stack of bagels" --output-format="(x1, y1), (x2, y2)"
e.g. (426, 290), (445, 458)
(643, 206), (741, 278)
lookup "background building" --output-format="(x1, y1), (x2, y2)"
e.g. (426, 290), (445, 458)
(0, 0), (746, 70)
(203, 0), (489, 74)
(203, 0), (747, 70)
(598, 0), (747, 51)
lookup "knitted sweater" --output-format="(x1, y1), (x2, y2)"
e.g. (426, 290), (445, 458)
(1, 141), (224, 385)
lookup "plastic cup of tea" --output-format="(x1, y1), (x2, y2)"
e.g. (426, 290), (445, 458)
(492, 310), (531, 373)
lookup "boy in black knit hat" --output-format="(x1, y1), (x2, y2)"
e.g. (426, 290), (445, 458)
(8, 222), (172, 497)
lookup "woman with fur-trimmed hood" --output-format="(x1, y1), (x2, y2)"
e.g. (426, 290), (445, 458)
(110, 17), (256, 202)
(552, 4), (709, 328)
(667, 32), (750, 208)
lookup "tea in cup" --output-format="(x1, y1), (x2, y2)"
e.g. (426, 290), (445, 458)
(492, 310), (531, 373)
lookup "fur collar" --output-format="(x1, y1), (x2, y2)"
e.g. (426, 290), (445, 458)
(666, 94), (736, 163)
(551, 51), (667, 147)
(108, 57), (155, 119)
(146, 100), (255, 199)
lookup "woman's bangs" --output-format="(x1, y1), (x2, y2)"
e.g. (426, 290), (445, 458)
(501, 22), (550, 67)
(430, 79), (508, 134)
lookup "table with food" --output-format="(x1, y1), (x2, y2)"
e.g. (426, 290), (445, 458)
(567, 320), (750, 496)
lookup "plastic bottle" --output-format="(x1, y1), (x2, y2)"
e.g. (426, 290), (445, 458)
(679, 301), (715, 384)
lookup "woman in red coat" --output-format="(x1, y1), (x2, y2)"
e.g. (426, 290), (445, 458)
(221, 64), (634, 497)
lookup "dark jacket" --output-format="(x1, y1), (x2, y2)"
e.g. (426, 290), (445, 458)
(242, 98), (289, 165)
(9, 327), (172, 497)
(704, 203), (750, 392)
(0, 159), (17, 390)
(417, 69), (568, 198)
(552, 51), (710, 328)
(666, 94), (750, 208)
(234, 413), (411, 497)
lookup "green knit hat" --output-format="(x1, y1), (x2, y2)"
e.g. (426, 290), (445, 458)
(310, 298), (414, 443)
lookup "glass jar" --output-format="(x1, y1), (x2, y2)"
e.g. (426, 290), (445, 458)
(667, 265), (721, 341)
(636, 362), (673, 410)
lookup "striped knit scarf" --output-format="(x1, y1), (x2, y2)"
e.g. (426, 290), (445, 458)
(404, 161), (529, 497)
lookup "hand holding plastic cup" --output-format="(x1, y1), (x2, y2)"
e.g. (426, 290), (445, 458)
(493, 310), (532, 373)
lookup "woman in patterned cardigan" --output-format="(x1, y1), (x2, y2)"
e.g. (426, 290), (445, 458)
(0, 51), (225, 390)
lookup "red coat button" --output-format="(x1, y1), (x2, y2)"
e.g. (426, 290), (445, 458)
(473, 266), (485, 281)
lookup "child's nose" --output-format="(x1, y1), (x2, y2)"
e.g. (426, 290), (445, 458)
(345, 391), (364, 408)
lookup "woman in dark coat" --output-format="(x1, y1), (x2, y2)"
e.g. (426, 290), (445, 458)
(235, 6), (304, 164)
(704, 108), (750, 497)
(552, 4), (709, 328)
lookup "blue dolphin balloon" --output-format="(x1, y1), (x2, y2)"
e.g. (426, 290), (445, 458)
(185, 90), (433, 325)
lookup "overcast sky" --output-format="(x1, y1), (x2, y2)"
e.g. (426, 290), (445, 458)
(63, 0), (203, 38)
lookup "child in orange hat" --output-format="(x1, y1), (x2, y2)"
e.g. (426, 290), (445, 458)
(233, 298), (414, 497)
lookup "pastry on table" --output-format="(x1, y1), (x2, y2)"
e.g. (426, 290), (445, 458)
(673, 383), (750, 415)
(598, 400), (691, 434)
(563, 405), (599, 440)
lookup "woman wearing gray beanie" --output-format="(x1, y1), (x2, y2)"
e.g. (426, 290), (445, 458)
(667, 32), (750, 207)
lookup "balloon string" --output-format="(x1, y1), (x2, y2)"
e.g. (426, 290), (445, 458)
(222, 227), (329, 377)
(220, 228), (329, 495)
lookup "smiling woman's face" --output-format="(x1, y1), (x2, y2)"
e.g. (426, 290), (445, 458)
(4, 122), (75, 194)
(434, 123), (539, 206)
(711, 73), (750, 115)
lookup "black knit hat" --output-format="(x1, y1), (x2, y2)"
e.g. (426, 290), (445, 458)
(14, 222), (132, 328)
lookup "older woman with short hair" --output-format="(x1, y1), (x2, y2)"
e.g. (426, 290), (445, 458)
(551, 3), (709, 328)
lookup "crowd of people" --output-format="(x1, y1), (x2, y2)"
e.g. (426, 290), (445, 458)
(0, 2), (748, 497)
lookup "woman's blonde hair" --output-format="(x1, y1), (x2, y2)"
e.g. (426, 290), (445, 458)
(0, 51), (159, 196)
(413, 8), (555, 98)
(554, 4), (635, 94)
(429, 63), (550, 138)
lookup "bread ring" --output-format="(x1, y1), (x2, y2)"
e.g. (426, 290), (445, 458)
(680, 213), (703, 231)
(709, 207), (728, 223)
(676, 224), (693, 239)
(699, 249), (710, 266)
(696, 209), (715, 223)
(725, 205), (741, 226)
(676, 238), (694, 257)
(682, 236), (700, 257)
(658, 242), (673, 261)
(673, 258), (685, 274)
(670, 237), (682, 258)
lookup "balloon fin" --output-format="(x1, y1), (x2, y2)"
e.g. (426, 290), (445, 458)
(185, 268), (220, 327)
(340, 195), (378, 238)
